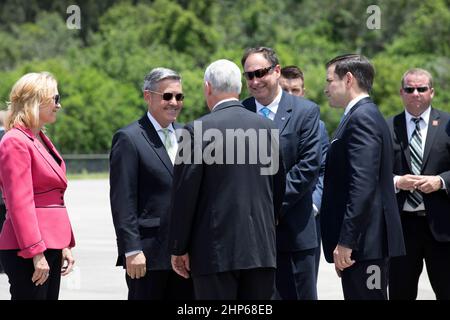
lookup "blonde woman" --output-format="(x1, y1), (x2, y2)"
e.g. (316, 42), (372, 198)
(0, 72), (75, 300)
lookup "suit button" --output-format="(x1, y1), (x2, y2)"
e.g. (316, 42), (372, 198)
(61, 203), (64, 205)
(60, 196), (63, 200)
(60, 191), (63, 194)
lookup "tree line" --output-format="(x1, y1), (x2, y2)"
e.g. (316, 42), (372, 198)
(0, 0), (449, 153)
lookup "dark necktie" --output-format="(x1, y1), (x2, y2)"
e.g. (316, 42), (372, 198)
(407, 117), (423, 208)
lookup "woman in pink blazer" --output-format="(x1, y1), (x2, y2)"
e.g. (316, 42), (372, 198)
(0, 72), (75, 300)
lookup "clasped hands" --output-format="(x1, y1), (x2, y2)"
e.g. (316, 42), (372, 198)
(396, 174), (442, 194)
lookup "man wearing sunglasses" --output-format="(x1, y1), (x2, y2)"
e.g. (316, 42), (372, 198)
(388, 68), (450, 300)
(241, 47), (321, 300)
(110, 67), (193, 300)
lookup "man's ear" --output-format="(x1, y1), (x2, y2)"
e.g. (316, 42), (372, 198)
(345, 72), (354, 88)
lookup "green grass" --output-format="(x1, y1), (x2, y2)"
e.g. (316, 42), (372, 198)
(67, 172), (109, 180)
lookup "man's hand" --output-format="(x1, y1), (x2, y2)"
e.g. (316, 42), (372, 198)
(171, 254), (190, 279)
(333, 244), (355, 272)
(396, 174), (422, 191)
(126, 252), (146, 279)
(415, 175), (443, 194)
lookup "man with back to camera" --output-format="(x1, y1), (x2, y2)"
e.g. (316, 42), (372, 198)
(241, 47), (321, 300)
(388, 68), (450, 300)
(169, 59), (285, 299)
(110, 67), (193, 300)
(321, 54), (405, 300)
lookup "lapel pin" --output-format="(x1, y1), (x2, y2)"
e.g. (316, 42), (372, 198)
(432, 120), (439, 126)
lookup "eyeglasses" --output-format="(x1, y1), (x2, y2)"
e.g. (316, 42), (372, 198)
(243, 65), (275, 80)
(403, 86), (429, 94)
(54, 94), (60, 105)
(148, 90), (184, 101)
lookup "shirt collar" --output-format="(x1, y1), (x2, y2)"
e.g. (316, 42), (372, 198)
(212, 98), (239, 111)
(404, 106), (431, 126)
(255, 86), (282, 114)
(344, 94), (370, 115)
(147, 111), (174, 132)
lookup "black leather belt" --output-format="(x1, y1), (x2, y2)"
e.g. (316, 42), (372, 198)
(402, 210), (426, 217)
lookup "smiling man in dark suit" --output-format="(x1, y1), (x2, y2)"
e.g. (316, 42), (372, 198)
(169, 59), (285, 300)
(321, 54), (405, 300)
(388, 68), (450, 300)
(110, 68), (193, 300)
(241, 47), (321, 300)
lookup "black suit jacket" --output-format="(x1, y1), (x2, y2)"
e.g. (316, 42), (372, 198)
(387, 108), (450, 242)
(321, 97), (405, 262)
(169, 101), (286, 277)
(242, 92), (321, 251)
(110, 114), (180, 270)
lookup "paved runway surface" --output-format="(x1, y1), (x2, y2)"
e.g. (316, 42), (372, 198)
(0, 179), (435, 300)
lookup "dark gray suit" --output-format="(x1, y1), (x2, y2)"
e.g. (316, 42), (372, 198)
(169, 101), (285, 299)
(110, 114), (193, 300)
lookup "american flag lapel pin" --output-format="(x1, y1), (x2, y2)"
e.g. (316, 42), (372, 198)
(432, 120), (439, 126)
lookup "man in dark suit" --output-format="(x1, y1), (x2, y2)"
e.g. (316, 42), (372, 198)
(387, 68), (450, 300)
(280, 65), (330, 283)
(0, 110), (6, 273)
(241, 47), (321, 300)
(321, 54), (405, 300)
(110, 68), (193, 300)
(169, 59), (285, 300)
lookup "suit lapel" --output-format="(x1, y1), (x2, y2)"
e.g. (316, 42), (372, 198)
(393, 112), (412, 172)
(274, 92), (292, 134)
(37, 132), (67, 184)
(138, 115), (173, 175)
(331, 97), (371, 140)
(422, 108), (440, 169)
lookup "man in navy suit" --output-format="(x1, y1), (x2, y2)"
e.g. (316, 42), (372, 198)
(280, 65), (329, 283)
(388, 68), (450, 300)
(110, 68), (193, 300)
(321, 54), (405, 300)
(241, 47), (321, 300)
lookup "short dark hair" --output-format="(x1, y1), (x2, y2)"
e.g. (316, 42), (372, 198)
(241, 47), (279, 68)
(326, 54), (375, 93)
(281, 66), (304, 82)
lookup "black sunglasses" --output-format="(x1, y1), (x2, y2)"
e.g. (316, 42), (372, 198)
(243, 65), (275, 80)
(54, 94), (60, 105)
(403, 86), (429, 94)
(148, 90), (184, 101)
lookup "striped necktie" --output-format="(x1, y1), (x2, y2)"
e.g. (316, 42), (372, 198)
(407, 117), (423, 208)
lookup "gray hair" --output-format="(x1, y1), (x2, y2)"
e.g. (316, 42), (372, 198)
(204, 59), (242, 94)
(142, 67), (181, 92)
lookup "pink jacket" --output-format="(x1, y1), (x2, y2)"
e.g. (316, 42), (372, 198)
(0, 126), (75, 258)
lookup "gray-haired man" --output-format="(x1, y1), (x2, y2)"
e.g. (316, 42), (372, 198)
(110, 67), (193, 299)
(169, 59), (285, 299)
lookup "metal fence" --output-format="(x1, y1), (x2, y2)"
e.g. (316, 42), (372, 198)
(63, 154), (109, 174)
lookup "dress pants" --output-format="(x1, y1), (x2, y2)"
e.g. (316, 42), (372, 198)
(193, 268), (275, 300)
(0, 249), (62, 300)
(276, 249), (317, 300)
(126, 269), (194, 300)
(389, 214), (450, 300)
(341, 258), (389, 300)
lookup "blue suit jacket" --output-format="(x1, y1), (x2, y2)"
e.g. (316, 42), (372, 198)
(321, 97), (405, 262)
(312, 121), (329, 213)
(242, 91), (321, 251)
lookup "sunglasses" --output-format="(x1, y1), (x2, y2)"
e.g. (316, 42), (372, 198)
(54, 94), (60, 105)
(403, 86), (429, 94)
(148, 90), (184, 101)
(243, 65), (275, 80)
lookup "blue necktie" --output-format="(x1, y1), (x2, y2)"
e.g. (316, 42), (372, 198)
(260, 107), (271, 119)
